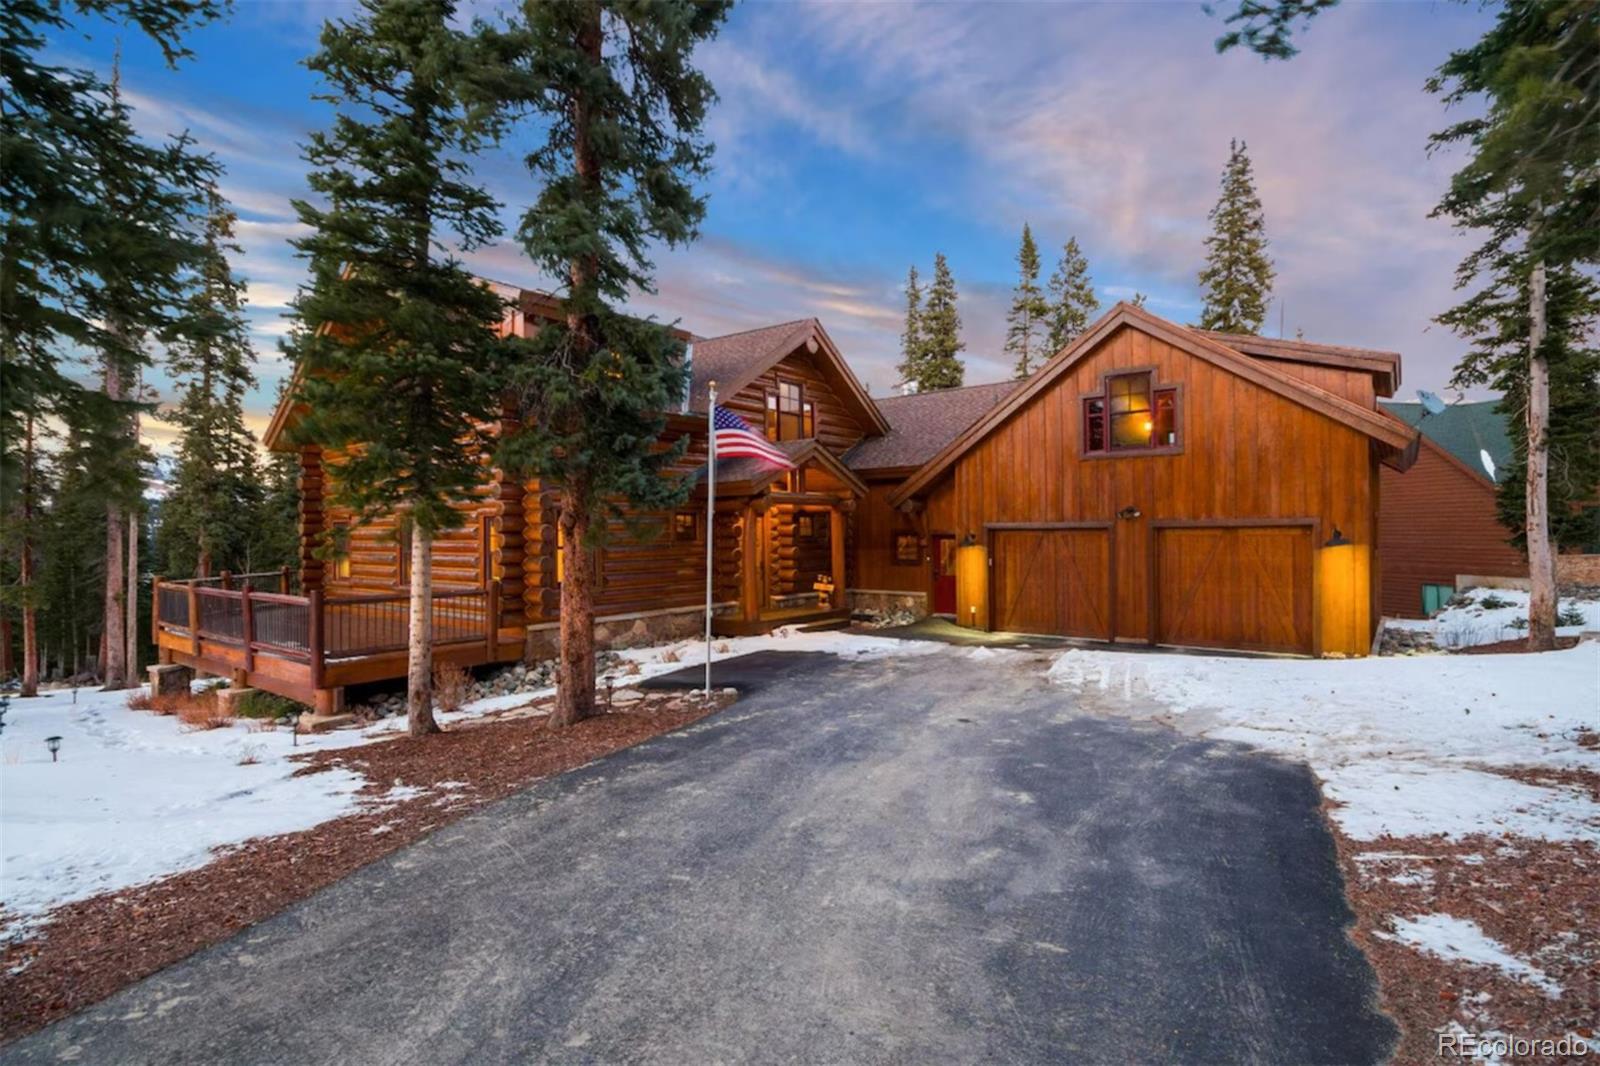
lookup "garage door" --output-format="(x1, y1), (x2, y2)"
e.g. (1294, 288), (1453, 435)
(1154, 525), (1313, 655)
(991, 528), (1112, 640)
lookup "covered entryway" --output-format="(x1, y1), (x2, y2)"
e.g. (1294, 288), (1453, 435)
(990, 526), (1113, 640)
(1154, 524), (1314, 655)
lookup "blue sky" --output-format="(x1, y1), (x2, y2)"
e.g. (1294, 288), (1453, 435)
(59, 0), (1497, 452)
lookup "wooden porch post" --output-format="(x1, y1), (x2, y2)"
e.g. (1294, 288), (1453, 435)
(740, 503), (761, 622)
(280, 566), (290, 595)
(309, 587), (325, 690)
(151, 576), (161, 635)
(485, 579), (501, 659)
(220, 570), (233, 591)
(187, 581), (200, 656)
(240, 584), (255, 677)
(829, 508), (846, 610)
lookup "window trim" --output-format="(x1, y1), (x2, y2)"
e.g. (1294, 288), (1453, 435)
(673, 511), (700, 544)
(1080, 367), (1184, 458)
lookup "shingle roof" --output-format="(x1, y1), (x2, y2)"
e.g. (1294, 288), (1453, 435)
(845, 380), (1025, 472)
(687, 320), (814, 412)
(1380, 400), (1511, 483)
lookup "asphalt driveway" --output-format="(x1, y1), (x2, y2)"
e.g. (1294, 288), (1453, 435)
(4, 648), (1393, 1065)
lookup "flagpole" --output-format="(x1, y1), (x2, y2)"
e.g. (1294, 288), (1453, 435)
(703, 381), (716, 701)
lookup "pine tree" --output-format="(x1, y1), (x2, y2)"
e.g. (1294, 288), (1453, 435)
(0, 413), (49, 695)
(1429, 0), (1600, 646)
(288, 0), (511, 736)
(911, 252), (964, 390)
(1197, 139), (1274, 333)
(2, 3), (221, 687)
(486, 0), (731, 727)
(161, 186), (262, 579)
(1005, 225), (1050, 378)
(896, 265), (924, 390)
(1045, 236), (1100, 355)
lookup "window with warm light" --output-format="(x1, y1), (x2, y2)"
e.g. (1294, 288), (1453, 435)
(765, 380), (815, 441)
(674, 512), (698, 542)
(1084, 372), (1178, 454)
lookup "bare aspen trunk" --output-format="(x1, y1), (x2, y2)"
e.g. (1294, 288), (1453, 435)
(406, 526), (440, 736)
(1525, 261), (1557, 651)
(551, 501), (597, 727)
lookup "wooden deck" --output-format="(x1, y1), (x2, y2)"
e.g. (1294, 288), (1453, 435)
(153, 573), (522, 713)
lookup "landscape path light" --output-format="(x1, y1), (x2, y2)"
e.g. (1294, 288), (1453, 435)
(45, 735), (62, 762)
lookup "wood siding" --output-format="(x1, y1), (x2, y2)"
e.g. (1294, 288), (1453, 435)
(1377, 439), (1524, 618)
(853, 478), (930, 592)
(721, 351), (871, 456)
(920, 323), (1379, 655)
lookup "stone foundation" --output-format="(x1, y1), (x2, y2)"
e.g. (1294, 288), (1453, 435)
(847, 588), (929, 622)
(525, 602), (739, 660)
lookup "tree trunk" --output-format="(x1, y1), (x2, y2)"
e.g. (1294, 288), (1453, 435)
(550, 500), (597, 727)
(126, 510), (139, 680)
(1525, 260), (1558, 651)
(406, 526), (440, 737)
(101, 357), (129, 690)
(546, 2), (605, 732)
(19, 413), (39, 697)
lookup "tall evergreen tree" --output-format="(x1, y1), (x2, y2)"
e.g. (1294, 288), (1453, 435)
(1005, 224), (1050, 378)
(910, 252), (964, 390)
(1045, 236), (1100, 355)
(0, 413), (48, 694)
(1196, 139), (1274, 333)
(3, 3), (221, 687)
(161, 186), (262, 579)
(486, 0), (731, 727)
(288, 0), (511, 736)
(1429, 0), (1600, 647)
(896, 265), (924, 390)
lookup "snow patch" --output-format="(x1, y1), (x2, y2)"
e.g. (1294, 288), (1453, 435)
(1379, 913), (1563, 997)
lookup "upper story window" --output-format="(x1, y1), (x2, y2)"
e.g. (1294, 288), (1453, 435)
(1083, 371), (1178, 454)
(765, 380), (815, 441)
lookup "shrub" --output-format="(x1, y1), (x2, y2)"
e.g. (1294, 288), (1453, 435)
(233, 690), (308, 720)
(176, 691), (233, 731)
(1557, 603), (1587, 627)
(433, 661), (472, 713)
(126, 689), (155, 711)
(1478, 592), (1512, 610)
(1509, 616), (1529, 631)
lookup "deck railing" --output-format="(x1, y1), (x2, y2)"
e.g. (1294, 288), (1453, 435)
(152, 576), (502, 689)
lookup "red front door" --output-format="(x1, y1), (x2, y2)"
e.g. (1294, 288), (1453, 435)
(931, 534), (957, 615)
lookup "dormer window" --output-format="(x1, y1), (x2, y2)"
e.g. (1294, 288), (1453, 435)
(1083, 371), (1178, 454)
(765, 380), (815, 441)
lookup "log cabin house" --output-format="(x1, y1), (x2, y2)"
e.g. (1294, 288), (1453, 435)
(151, 289), (1421, 712)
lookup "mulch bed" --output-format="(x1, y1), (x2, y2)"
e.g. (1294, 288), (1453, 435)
(1330, 824), (1599, 1064)
(0, 691), (733, 1044)
(1459, 636), (1581, 655)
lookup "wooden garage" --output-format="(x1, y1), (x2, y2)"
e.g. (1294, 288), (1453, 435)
(887, 303), (1419, 657)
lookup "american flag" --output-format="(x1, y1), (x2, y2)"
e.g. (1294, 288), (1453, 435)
(713, 404), (793, 468)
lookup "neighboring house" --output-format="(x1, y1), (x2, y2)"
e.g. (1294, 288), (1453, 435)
(153, 290), (1420, 712)
(1377, 400), (1524, 618)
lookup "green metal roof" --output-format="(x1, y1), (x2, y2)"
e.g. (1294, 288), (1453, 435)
(1380, 400), (1513, 483)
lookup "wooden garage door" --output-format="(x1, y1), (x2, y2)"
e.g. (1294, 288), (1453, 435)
(991, 528), (1112, 640)
(1154, 525), (1313, 655)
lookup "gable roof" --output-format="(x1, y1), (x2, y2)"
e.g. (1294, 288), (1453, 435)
(1198, 330), (1401, 397)
(889, 302), (1421, 506)
(692, 438), (868, 497)
(1380, 400), (1511, 484)
(689, 318), (890, 435)
(845, 380), (1024, 473)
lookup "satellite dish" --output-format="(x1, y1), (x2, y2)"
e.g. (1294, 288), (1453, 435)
(1480, 449), (1497, 481)
(1417, 389), (1447, 416)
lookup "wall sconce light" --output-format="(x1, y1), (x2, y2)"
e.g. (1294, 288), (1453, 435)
(1117, 506), (1142, 520)
(1324, 527), (1352, 548)
(961, 531), (978, 547)
(45, 735), (62, 762)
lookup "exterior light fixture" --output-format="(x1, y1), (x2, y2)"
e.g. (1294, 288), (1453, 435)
(961, 532), (978, 547)
(0, 695), (9, 737)
(289, 710), (303, 747)
(1117, 506), (1142, 520)
(1324, 527), (1352, 548)
(45, 735), (62, 762)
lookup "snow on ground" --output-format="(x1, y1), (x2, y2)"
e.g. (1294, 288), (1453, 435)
(1387, 586), (1600, 650)
(1376, 914), (1563, 998)
(0, 627), (939, 931)
(1046, 642), (1600, 841)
